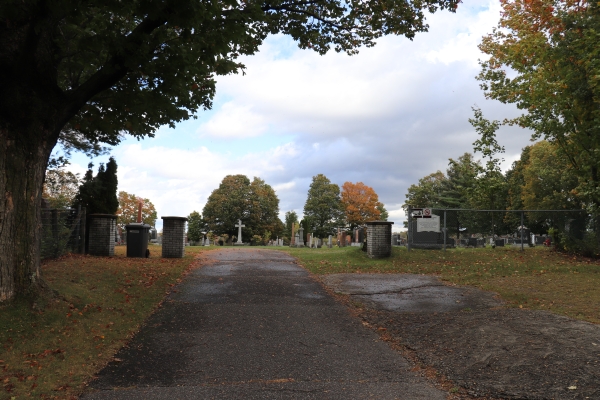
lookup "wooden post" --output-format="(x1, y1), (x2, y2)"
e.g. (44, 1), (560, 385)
(137, 199), (144, 223)
(291, 222), (296, 246)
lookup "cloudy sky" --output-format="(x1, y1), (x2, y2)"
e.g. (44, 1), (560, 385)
(66, 0), (532, 232)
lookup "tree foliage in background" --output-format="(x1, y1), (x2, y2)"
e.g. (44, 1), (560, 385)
(203, 175), (251, 239)
(504, 141), (582, 234)
(72, 157), (119, 216)
(404, 171), (447, 209)
(246, 178), (283, 240)
(478, 0), (600, 214)
(303, 174), (345, 237)
(404, 153), (485, 235)
(0, 0), (459, 301)
(377, 203), (389, 221)
(116, 191), (157, 233)
(42, 157), (80, 209)
(284, 211), (299, 239)
(341, 182), (382, 229)
(442, 153), (481, 209)
(186, 211), (207, 243)
(469, 107), (506, 210)
(202, 175), (281, 241)
(406, 142), (586, 240)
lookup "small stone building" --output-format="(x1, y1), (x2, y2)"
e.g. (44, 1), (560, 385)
(87, 214), (117, 256)
(366, 221), (394, 258)
(161, 216), (187, 258)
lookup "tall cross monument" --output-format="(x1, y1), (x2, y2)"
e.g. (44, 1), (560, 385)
(235, 219), (245, 244)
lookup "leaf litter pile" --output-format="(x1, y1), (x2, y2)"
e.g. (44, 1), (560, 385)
(0, 246), (207, 399)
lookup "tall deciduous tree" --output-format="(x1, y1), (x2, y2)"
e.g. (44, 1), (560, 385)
(469, 107), (506, 211)
(116, 191), (158, 233)
(203, 175), (251, 239)
(0, 0), (459, 301)
(478, 0), (600, 214)
(341, 182), (381, 229)
(246, 177), (283, 239)
(303, 174), (344, 237)
(202, 175), (281, 241)
(521, 141), (581, 211)
(404, 171), (447, 210)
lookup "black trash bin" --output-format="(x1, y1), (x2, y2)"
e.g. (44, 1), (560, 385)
(125, 223), (151, 257)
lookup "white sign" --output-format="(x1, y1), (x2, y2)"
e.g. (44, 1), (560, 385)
(423, 208), (432, 217)
(412, 209), (423, 217)
(417, 215), (440, 232)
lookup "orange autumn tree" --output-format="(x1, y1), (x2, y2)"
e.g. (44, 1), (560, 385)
(116, 191), (158, 233)
(341, 182), (382, 229)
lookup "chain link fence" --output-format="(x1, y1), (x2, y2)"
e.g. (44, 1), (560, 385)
(40, 207), (86, 259)
(407, 208), (598, 257)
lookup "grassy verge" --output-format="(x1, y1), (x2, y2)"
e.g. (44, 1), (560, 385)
(279, 245), (600, 324)
(0, 245), (210, 399)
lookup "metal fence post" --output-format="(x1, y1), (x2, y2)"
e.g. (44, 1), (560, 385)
(51, 209), (59, 258)
(443, 210), (447, 252)
(75, 205), (81, 253)
(520, 211), (524, 251)
(407, 205), (412, 252)
(80, 207), (87, 254)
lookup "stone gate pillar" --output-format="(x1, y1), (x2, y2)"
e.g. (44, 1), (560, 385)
(366, 221), (394, 258)
(87, 214), (117, 256)
(161, 216), (188, 258)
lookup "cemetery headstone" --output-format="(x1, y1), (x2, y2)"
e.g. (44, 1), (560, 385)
(297, 227), (305, 247)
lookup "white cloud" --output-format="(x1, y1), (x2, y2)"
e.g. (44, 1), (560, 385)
(196, 102), (268, 138)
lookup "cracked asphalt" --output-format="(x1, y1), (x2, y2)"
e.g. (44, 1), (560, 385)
(322, 273), (600, 399)
(81, 249), (445, 399)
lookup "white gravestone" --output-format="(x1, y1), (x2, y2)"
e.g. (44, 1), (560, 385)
(417, 215), (441, 233)
(235, 219), (245, 244)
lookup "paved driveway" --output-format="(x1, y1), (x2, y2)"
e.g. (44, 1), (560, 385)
(82, 249), (445, 399)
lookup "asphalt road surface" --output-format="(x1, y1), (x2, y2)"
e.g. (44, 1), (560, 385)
(82, 249), (446, 399)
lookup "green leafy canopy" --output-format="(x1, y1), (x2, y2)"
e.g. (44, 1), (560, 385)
(1, 0), (459, 153)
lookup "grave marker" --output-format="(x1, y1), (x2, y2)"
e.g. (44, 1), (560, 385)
(235, 219), (245, 244)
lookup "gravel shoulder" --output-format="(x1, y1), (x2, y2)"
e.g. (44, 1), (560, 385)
(321, 273), (600, 400)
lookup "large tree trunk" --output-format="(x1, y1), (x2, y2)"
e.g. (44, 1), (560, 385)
(0, 124), (58, 301)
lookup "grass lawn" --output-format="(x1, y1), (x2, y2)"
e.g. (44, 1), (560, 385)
(279, 245), (600, 324)
(0, 245), (210, 399)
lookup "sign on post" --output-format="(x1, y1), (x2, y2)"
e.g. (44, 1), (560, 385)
(417, 215), (441, 232)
